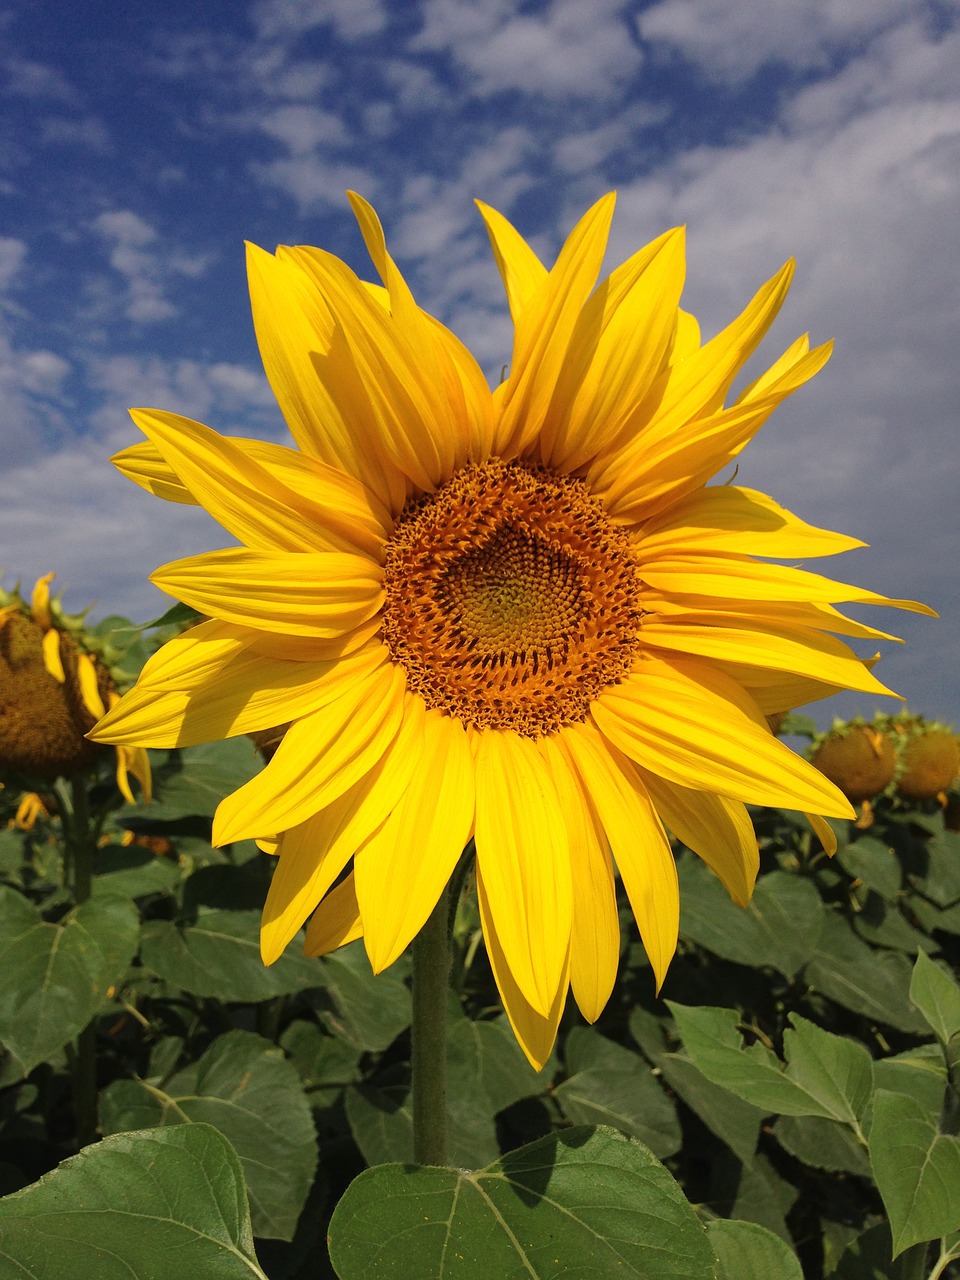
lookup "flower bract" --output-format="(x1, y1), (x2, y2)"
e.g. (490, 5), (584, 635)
(91, 192), (932, 1067)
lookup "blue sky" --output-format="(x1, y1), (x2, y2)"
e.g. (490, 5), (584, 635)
(1, 0), (957, 728)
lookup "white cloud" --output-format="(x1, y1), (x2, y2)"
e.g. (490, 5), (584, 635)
(252, 0), (388, 40)
(259, 104), (350, 153)
(250, 154), (378, 213)
(1, 56), (76, 103)
(0, 236), (26, 292)
(38, 115), (112, 152)
(414, 0), (640, 97)
(92, 211), (176, 323)
(637, 0), (919, 83)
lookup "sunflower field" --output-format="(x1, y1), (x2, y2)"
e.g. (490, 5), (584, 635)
(0, 193), (957, 1278)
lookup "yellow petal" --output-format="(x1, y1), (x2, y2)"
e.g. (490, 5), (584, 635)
(494, 193), (616, 458)
(639, 618), (897, 698)
(592, 656), (856, 818)
(76, 652), (105, 719)
(41, 628), (65, 683)
(31, 573), (55, 630)
(259, 691), (425, 962)
(214, 660), (406, 846)
(246, 240), (407, 511)
(355, 710), (474, 973)
(113, 437), (390, 556)
(637, 486), (865, 559)
(476, 862), (568, 1072)
(539, 226), (687, 473)
(561, 721), (679, 991)
(638, 769), (758, 906)
(540, 734), (620, 1024)
(475, 200), (548, 323)
(151, 548), (383, 638)
(805, 813), (839, 856)
(473, 730), (572, 1018)
(303, 874), (363, 956)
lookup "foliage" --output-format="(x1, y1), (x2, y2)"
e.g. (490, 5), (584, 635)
(1, 655), (959, 1276)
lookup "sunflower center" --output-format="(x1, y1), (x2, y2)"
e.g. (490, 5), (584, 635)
(382, 460), (643, 736)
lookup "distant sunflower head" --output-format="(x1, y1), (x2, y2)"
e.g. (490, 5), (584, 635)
(91, 192), (934, 1067)
(0, 574), (151, 802)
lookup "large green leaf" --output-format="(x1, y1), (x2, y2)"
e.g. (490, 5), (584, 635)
(127, 738), (262, 823)
(328, 1126), (716, 1279)
(707, 1218), (803, 1280)
(910, 831), (960, 908)
(91, 842), (182, 899)
(140, 910), (325, 1002)
(0, 1124), (266, 1279)
(804, 913), (929, 1033)
(0, 888), (139, 1078)
(677, 860), (824, 977)
(446, 1018), (543, 1115)
(311, 941), (411, 1052)
(554, 1027), (681, 1158)
(773, 1114), (872, 1176)
(657, 1053), (763, 1164)
(668, 1004), (872, 1128)
(909, 949), (960, 1046)
(868, 1089), (960, 1255)
(99, 1030), (317, 1241)
(836, 837), (902, 900)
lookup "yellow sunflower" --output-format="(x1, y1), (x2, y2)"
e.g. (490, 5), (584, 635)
(0, 573), (151, 804)
(90, 192), (931, 1067)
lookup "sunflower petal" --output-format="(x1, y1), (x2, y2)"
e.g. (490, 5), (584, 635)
(476, 863), (568, 1072)
(474, 730), (572, 1018)
(151, 548), (383, 638)
(303, 874), (363, 956)
(541, 734), (620, 1023)
(475, 200), (548, 323)
(561, 721), (679, 991)
(214, 661), (406, 846)
(258, 690), (425, 962)
(592, 656), (856, 818)
(355, 711), (474, 973)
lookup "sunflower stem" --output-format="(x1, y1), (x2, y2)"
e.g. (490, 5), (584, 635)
(68, 774), (98, 1148)
(411, 881), (451, 1166)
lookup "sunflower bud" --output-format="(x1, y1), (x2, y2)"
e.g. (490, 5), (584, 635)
(809, 719), (897, 803)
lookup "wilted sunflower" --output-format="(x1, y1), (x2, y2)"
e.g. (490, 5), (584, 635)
(0, 573), (151, 803)
(91, 193), (931, 1067)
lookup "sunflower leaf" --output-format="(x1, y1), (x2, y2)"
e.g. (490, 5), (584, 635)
(909, 949), (960, 1046)
(0, 1123), (267, 1278)
(0, 888), (139, 1079)
(707, 1218), (803, 1280)
(327, 1126), (716, 1279)
(99, 1030), (317, 1242)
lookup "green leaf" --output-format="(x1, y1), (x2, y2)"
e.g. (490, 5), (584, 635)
(311, 941), (411, 1052)
(913, 831), (960, 907)
(0, 888), (139, 1078)
(873, 1046), (946, 1121)
(668, 1004), (872, 1127)
(658, 1053), (763, 1164)
(804, 913), (930, 1033)
(328, 1126), (716, 1280)
(829, 1223), (896, 1279)
(91, 842), (182, 898)
(127, 738), (262, 822)
(345, 1076), (499, 1171)
(99, 1030), (316, 1242)
(554, 1027), (681, 1158)
(868, 1089), (960, 1255)
(909, 949), (960, 1046)
(836, 837), (902, 900)
(678, 859), (824, 977)
(280, 1020), (362, 1092)
(0, 1123), (267, 1278)
(773, 1114), (872, 1176)
(446, 1018), (543, 1115)
(140, 910), (325, 1002)
(707, 1218), (803, 1280)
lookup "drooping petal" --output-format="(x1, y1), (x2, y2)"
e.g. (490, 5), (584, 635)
(473, 730), (572, 1018)
(303, 874), (363, 956)
(258, 690), (426, 962)
(561, 721), (679, 990)
(638, 769), (758, 906)
(213, 660), (407, 846)
(355, 710), (474, 973)
(805, 813), (839, 855)
(476, 862), (569, 1072)
(592, 656), (856, 818)
(151, 548), (383, 638)
(541, 734), (620, 1023)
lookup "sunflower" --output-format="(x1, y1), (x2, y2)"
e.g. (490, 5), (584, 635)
(0, 573), (151, 803)
(90, 193), (931, 1067)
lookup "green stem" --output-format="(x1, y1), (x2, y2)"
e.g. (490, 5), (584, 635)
(68, 774), (97, 1148)
(411, 881), (452, 1166)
